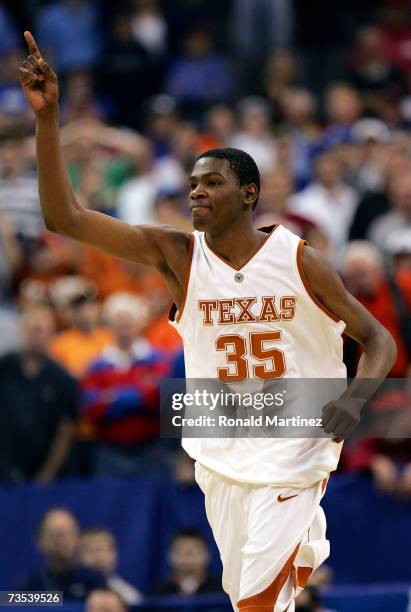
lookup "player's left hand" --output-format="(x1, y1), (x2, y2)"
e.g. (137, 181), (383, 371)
(322, 397), (365, 442)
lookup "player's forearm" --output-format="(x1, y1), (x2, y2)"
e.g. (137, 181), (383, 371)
(36, 110), (84, 234)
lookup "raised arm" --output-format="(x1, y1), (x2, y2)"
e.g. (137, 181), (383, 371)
(19, 32), (189, 297)
(302, 244), (397, 441)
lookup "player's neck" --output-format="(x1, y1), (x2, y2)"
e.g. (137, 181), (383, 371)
(206, 223), (266, 268)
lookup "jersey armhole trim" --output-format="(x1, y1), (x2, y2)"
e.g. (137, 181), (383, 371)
(169, 233), (195, 324)
(296, 239), (340, 323)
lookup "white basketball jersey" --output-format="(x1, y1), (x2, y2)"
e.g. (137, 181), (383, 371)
(169, 224), (347, 488)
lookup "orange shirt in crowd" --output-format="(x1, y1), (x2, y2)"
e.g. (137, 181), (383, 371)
(49, 327), (114, 377)
(146, 311), (183, 354)
(356, 271), (411, 377)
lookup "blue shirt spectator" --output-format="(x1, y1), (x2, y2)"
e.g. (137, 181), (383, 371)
(36, 0), (101, 73)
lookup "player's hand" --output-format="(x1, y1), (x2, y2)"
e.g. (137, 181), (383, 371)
(322, 397), (364, 442)
(19, 31), (58, 117)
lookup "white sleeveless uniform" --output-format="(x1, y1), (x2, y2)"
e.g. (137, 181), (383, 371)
(169, 224), (347, 611)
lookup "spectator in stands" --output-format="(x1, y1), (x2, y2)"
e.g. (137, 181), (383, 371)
(129, 0), (167, 59)
(49, 277), (113, 377)
(0, 307), (77, 484)
(346, 26), (406, 115)
(367, 171), (411, 254)
(295, 585), (335, 611)
(79, 527), (142, 605)
(340, 241), (411, 377)
(278, 87), (320, 189)
(81, 293), (170, 476)
(229, 97), (277, 173)
(0, 133), (42, 250)
(348, 435), (411, 500)
(36, 0), (101, 74)
(323, 82), (362, 148)
(198, 104), (237, 151)
(165, 27), (234, 119)
(98, 10), (157, 130)
(256, 168), (330, 255)
(24, 508), (106, 598)
(86, 589), (127, 612)
(262, 50), (299, 112)
(349, 147), (411, 240)
(290, 151), (358, 258)
(144, 94), (178, 158)
(156, 530), (222, 595)
(0, 50), (33, 132)
(379, 2), (411, 74)
(346, 118), (392, 195)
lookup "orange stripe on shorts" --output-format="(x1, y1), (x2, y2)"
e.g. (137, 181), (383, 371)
(237, 544), (300, 612)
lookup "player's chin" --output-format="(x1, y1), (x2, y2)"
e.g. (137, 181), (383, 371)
(192, 216), (209, 231)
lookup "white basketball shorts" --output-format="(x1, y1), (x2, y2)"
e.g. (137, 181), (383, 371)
(195, 462), (329, 612)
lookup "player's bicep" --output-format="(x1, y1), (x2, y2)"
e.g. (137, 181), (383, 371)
(301, 245), (380, 345)
(61, 208), (172, 270)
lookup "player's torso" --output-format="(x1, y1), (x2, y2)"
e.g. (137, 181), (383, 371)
(169, 224), (347, 487)
(171, 224), (346, 381)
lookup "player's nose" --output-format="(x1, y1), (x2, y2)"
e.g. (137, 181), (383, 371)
(190, 185), (207, 200)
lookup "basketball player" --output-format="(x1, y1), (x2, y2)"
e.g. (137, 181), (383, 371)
(20, 32), (396, 611)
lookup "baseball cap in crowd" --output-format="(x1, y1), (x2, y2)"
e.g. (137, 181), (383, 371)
(385, 229), (411, 255)
(351, 118), (391, 144)
(49, 276), (98, 308)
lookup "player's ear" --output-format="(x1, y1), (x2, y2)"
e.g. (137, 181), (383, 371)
(242, 183), (258, 209)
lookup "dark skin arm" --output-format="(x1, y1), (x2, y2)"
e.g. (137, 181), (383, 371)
(302, 245), (397, 441)
(19, 32), (189, 309)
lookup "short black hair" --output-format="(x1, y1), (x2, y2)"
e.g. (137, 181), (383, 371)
(172, 529), (208, 546)
(196, 148), (260, 210)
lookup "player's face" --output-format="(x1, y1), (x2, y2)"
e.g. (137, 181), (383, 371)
(188, 157), (245, 232)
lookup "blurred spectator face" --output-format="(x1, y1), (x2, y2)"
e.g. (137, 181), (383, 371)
(184, 30), (211, 58)
(86, 590), (125, 612)
(314, 153), (343, 188)
(260, 169), (293, 213)
(282, 89), (316, 126)
(169, 535), (210, 576)
(79, 531), (117, 576)
(326, 84), (361, 125)
(69, 298), (101, 331)
(390, 173), (411, 218)
(154, 192), (183, 223)
(21, 308), (55, 357)
(0, 139), (27, 177)
(341, 242), (383, 296)
(103, 293), (149, 346)
(264, 50), (297, 85)
(38, 509), (80, 567)
(206, 105), (236, 140)
(172, 123), (198, 166)
(356, 26), (386, 62)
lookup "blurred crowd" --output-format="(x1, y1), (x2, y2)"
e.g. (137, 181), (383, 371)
(0, 1), (409, 610)
(0, 0), (409, 564)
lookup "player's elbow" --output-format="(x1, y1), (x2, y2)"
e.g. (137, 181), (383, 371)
(375, 323), (397, 369)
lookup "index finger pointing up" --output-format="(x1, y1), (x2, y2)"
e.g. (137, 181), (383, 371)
(24, 31), (42, 59)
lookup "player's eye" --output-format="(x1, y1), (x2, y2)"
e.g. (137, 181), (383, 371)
(208, 180), (218, 187)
